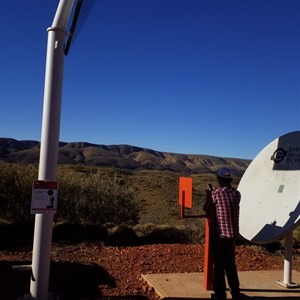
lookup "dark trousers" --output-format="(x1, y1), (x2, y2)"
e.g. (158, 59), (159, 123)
(211, 236), (240, 299)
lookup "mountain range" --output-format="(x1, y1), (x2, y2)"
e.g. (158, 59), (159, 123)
(0, 138), (250, 176)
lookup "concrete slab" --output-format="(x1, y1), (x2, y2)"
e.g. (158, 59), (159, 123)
(142, 270), (300, 299)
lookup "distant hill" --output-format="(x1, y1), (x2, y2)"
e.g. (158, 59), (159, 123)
(0, 138), (250, 176)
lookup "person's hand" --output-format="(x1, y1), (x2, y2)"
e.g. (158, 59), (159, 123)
(206, 188), (212, 197)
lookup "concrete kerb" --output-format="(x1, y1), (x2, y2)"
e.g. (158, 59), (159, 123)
(142, 270), (300, 299)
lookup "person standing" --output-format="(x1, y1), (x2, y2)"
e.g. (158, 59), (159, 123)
(204, 167), (241, 300)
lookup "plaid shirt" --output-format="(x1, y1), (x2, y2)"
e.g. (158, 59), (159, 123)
(205, 186), (240, 239)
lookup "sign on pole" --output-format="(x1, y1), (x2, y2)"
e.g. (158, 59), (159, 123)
(31, 180), (58, 214)
(179, 177), (192, 208)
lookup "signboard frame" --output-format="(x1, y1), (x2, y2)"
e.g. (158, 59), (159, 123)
(31, 180), (58, 214)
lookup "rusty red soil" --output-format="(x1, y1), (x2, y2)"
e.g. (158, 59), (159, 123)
(1, 243), (299, 300)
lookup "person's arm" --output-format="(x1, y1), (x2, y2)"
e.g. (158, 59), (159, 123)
(203, 185), (214, 217)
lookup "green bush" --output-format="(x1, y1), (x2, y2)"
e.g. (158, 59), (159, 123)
(0, 162), (37, 223)
(57, 167), (140, 226)
(106, 223), (195, 246)
(0, 162), (140, 226)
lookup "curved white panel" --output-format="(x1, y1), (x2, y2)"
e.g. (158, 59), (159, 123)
(238, 131), (300, 243)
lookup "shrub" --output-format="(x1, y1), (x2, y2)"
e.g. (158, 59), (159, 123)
(0, 162), (140, 227)
(107, 224), (138, 246)
(57, 168), (140, 226)
(140, 224), (191, 244)
(0, 162), (37, 224)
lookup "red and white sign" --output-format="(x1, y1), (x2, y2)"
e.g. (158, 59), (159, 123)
(31, 180), (58, 214)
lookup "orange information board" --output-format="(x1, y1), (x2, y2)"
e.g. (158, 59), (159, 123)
(179, 177), (192, 208)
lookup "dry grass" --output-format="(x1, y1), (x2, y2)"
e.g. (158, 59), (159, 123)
(1, 161), (299, 247)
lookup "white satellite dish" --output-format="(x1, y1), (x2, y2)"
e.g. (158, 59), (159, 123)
(239, 131), (300, 244)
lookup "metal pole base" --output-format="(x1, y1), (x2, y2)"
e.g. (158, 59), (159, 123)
(277, 280), (300, 288)
(18, 293), (60, 300)
(277, 230), (299, 289)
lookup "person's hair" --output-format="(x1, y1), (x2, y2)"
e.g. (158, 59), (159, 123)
(217, 176), (232, 186)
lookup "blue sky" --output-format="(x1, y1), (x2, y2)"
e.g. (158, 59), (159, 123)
(0, 0), (299, 159)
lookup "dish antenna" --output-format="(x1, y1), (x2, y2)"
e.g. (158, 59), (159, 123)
(238, 131), (300, 287)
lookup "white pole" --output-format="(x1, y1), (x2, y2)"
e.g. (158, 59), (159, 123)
(30, 28), (66, 300)
(30, 1), (74, 299)
(283, 230), (293, 285)
(277, 229), (299, 288)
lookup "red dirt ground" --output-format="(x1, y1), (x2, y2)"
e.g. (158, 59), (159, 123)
(1, 243), (299, 299)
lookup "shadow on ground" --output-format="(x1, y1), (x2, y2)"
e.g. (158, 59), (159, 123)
(0, 260), (116, 300)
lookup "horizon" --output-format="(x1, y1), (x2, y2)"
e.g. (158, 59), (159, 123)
(0, 136), (252, 160)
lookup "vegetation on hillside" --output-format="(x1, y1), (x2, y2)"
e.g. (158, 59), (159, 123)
(0, 161), (298, 248)
(0, 162), (139, 226)
(0, 161), (209, 245)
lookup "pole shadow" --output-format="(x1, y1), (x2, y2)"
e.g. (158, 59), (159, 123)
(0, 260), (116, 300)
(49, 261), (115, 299)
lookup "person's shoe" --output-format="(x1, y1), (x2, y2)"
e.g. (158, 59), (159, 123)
(231, 292), (240, 300)
(210, 294), (226, 300)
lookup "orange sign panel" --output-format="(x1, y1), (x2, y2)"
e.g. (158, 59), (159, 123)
(179, 177), (192, 208)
